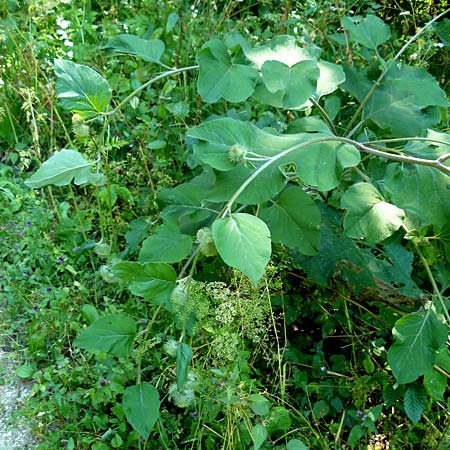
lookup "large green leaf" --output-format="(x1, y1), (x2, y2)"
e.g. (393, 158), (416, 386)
(196, 39), (258, 103)
(291, 141), (360, 191)
(242, 35), (320, 69)
(25, 149), (93, 188)
(387, 309), (448, 384)
(260, 185), (321, 255)
(341, 183), (404, 244)
(100, 34), (165, 63)
(364, 64), (448, 137)
(187, 117), (307, 171)
(404, 385), (427, 423)
(74, 315), (137, 357)
(113, 261), (177, 304)
(207, 165), (286, 205)
(260, 59), (319, 109)
(384, 163), (450, 227)
(123, 383), (160, 439)
(54, 59), (111, 118)
(315, 60), (346, 99)
(212, 213), (271, 285)
(138, 222), (193, 264)
(343, 15), (391, 49)
(176, 343), (193, 389)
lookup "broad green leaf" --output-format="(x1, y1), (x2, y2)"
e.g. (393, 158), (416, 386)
(384, 163), (450, 227)
(243, 35), (320, 69)
(112, 261), (176, 304)
(251, 424), (268, 450)
(266, 407), (291, 433)
(347, 425), (365, 449)
(176, 343), (193, 389)
(404, 385), (428, 423)
(54, 59), (111, 118)
(261, 60), (319, 109)
(260, 185), (321, 255)
(25, 149), (93, 188)
(187, 117), (308, 171)
(197, 39), (258, 103)
(434, 19), (450, 46)
(100, 34), (165, 63)
(315, 60), (346, 99)
(387, 309), (448, 384)
(74, 314), (137, 357)
(343, 15), (391, 49)
(188, 118), (359, 193)
(138, 222), (193, 264)
(287, 439), (308, 450)
(364, 64), (448, 137)
(123, 383), (160, 439)
(249, 394), (271, 416)
(424, 367), (446, 401)
(207, 165), (286, 205)
(212, 213), (271, 285)
(159, 180), (217, 234)
(341, 183), (404, 244)
(291, 141), (360, 191)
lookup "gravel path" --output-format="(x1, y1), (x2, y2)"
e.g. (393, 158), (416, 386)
(0, 349), (38, 450)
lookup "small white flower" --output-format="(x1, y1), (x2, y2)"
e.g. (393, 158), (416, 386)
(56, 17), (71, 30)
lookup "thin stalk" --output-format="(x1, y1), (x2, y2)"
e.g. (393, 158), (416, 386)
(104, 65), (199, 117)
(414, 243), (450, 324)
(310, 98), (337, 135)
(344, 7), (450, 136)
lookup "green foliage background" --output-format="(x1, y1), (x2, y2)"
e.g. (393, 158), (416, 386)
(1, 1), (450, 449)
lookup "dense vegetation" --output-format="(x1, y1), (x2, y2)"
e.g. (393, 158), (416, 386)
(1, 1), (450, 449)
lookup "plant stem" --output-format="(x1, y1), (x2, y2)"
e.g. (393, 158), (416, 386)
(310, 98), (337, 135)
(221, 134), (450, 216)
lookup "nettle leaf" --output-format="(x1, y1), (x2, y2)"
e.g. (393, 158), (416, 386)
(25, 149), (93, 188)
(260, 59), (319, 109)
(341, 183), (405, 244)
(404, 385), (428, 423)
(343, 15), (391, 49)
(387, 309), (448, 384)
(123, 383), (160, 440)
(260, 185), (321, 255)
(113, 261), (176, 305)
(138, 222), (193, 264)
(74, 314), (137, 357)
(384, 163), (450, 227)
(176, 343), (193, 389)
(100, 34), (165, 63)
(54, 59), (111, 118)
(212, 213), (271, 285)
(197, 39), (258, 103)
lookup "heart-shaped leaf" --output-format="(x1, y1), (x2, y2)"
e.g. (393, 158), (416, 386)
(25, 149), (93, 188)
(54, 59), (111, 118)
(212, 213), (271, 285)
(123, 383), (160, 439)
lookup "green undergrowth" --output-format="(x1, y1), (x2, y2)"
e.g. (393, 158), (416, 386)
(2, 1), (450, 449)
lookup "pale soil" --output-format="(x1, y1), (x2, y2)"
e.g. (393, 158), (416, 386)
(0, 349), (38, 450)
